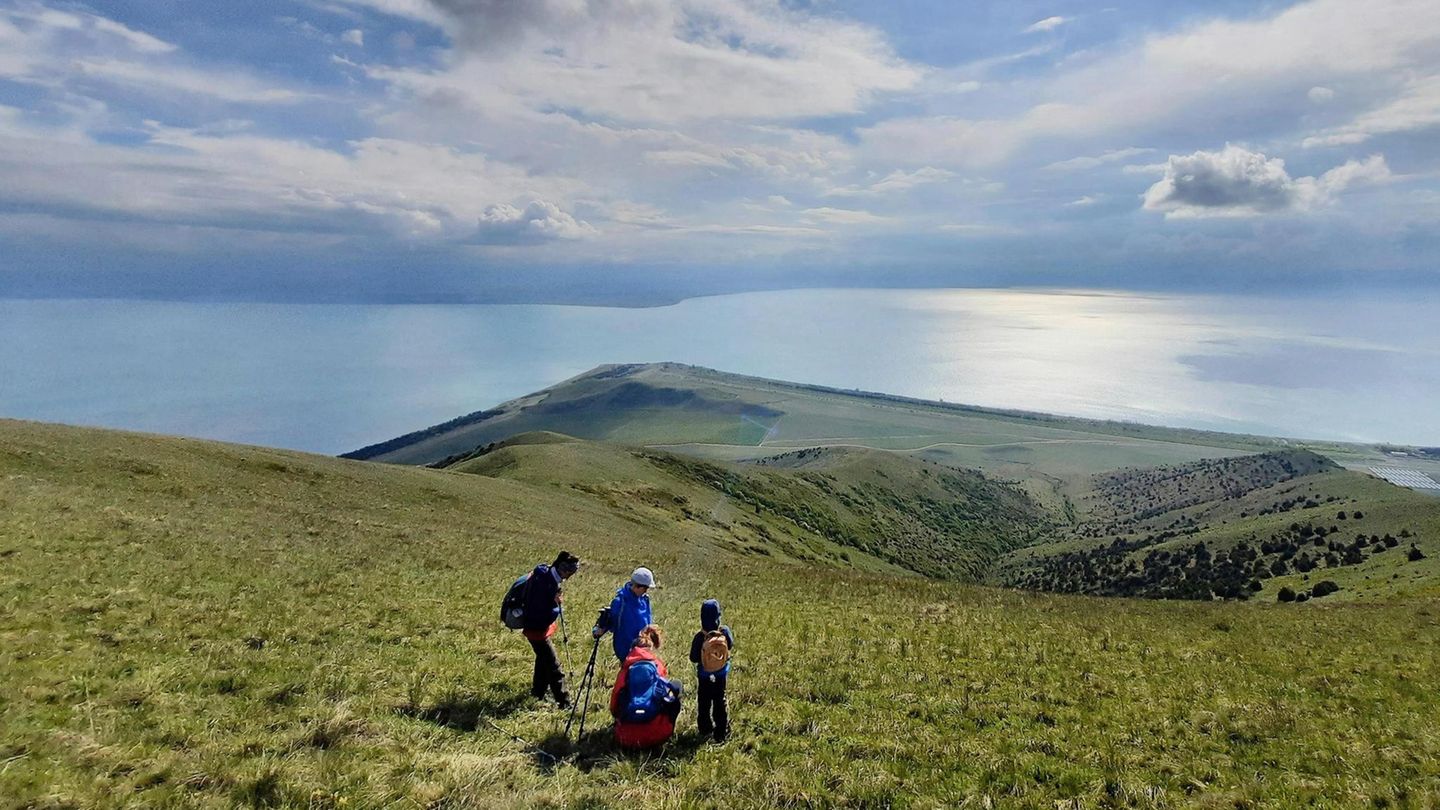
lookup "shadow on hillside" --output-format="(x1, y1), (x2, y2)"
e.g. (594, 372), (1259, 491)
(534, 728), (710, 773)
(398, 689), (532, 732)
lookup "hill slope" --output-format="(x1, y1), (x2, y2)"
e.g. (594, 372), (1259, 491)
(447, 435), (1047, 580)
(346, 363), (1274, 477)
(4, 418), (1440, 808)
(997, 450), (1440, 601)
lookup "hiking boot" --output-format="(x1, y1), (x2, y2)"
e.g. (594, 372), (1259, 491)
(713, 727), (728, 743)
(554, 691), (571, 710)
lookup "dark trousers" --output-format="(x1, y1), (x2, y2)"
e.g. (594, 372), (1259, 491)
(528, 637), (566, 701)
(697, 674), (728, 734)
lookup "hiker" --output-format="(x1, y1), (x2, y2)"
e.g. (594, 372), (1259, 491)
(610, 624), (682, 749)
(521, 551), (580, 707)
(593, 567), (654, 661)
(689, 598), (734, 742)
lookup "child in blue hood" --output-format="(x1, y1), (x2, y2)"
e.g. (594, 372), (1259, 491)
(688, 599), (734, 742)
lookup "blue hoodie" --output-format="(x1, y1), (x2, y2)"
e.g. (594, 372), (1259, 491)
(607, 583), (652, 660)
(689, 599), (734, 679)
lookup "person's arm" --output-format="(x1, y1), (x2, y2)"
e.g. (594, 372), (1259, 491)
(689, 632), (703, 664)
(723, 626), (735, 649)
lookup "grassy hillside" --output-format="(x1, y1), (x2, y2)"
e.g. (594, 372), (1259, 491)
(4, 419), (1440, 808)
(348, 364), (1273, 478)
(349, 364), (1440, 519)
(449, 436), (1046, 581)
(997, 451), (1440, 602)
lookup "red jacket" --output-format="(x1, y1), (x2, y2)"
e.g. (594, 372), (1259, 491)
(610, 646), (676, 749)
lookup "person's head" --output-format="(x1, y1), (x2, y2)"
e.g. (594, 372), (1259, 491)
(629, 566), (654, 595)
(701, 599), (722, 632)
(633, 623), (664, 651)
(553, 551), (580, 580)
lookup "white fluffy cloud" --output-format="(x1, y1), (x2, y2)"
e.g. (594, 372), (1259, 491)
(1142, 145), (1391, 218)
(358, 0), (920, 125)
(475, 200), (597, 242)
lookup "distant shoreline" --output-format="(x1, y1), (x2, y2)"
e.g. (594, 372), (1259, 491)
(0, 282), (1425, 310)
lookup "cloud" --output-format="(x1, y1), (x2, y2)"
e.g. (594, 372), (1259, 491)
(0, 116), (594, 241)
(342, 28), (364, 46)
(1308, 86), (1335, 103)
(1043, 147), (1154, 172)
(827, 166), (955, 196)
(360, 0), (922, 124)
(861, 0), (1440, 168)
(74, 59), (313, 104)
(1065, 195), (1099, 207)
(475, 200), (597, 243)
(4, 3), (177, 54)
(1023, 16), (1068, 34)
(801, 207), (892, 225)
(1142, 145), (1391, 218)
(1303, 74), (1440, 147)
(1, 3), (311, 105)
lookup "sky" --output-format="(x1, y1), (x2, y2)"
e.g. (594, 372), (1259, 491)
(1, 0), (1438, 303)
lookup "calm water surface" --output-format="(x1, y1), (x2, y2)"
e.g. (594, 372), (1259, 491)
(2, 289), (1436, 453)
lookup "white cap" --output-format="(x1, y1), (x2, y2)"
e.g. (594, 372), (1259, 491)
(630, 567), (655, 588)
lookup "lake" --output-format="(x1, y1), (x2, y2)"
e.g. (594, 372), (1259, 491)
(2, 288), (1436, 454)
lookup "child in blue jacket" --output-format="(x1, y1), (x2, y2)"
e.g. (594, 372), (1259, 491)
(594, 567), (654, 661)
(689, 599), (734, 742)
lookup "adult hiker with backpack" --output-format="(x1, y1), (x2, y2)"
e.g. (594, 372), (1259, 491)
(592, 567), (654, 661)
(609, 624), (683, 749)
(689, 598), (734, 742)
(501, 551), (580, 707)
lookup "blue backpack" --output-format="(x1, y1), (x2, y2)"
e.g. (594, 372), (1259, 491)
(619, 661), (669, 723)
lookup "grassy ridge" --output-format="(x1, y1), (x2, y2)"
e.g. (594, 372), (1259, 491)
(448, 436), (1044, 580)
(998, 452), (1440, 602)
(4, 420), (1440, 808)
(358, 364), (1268, 477)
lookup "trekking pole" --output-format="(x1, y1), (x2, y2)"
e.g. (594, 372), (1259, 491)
(559, 607), (575, 685)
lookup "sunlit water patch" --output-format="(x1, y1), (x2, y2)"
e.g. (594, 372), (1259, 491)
(1, 288), (1436, 453)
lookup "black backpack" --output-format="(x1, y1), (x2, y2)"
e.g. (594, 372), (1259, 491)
(500, 571), (532, 630)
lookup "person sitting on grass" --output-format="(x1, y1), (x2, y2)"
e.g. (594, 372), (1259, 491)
(689, 598), (734, 742)
(610, 624), (682, 749)
(593, 567), (654, 661)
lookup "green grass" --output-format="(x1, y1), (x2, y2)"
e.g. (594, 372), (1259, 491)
(4, 419), (1440, 808)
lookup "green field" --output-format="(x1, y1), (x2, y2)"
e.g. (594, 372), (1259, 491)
(349, 364), (1440, 511)
(5, 419), (1440, 808)
(349, 364), (1278, 475)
